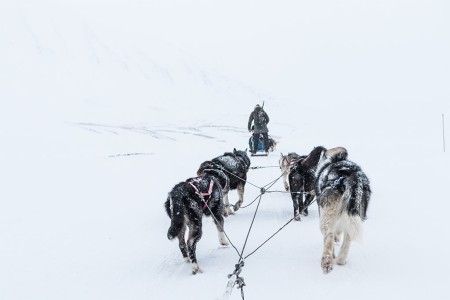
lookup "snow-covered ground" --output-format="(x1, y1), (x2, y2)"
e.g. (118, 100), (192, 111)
(1, 1), (449, 299)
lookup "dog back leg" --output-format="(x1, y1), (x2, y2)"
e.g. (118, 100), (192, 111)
(301, 194), (310, 216)
(334, 229), (342, 243)
(320, 199), (340, 274)
(212, 213), (229, 246)
(336, 231), (351, 265)
(291, 193), (301, 221)
(302, 176), (316, 216)
(282, 169), (289, 191)
(187, 221), (203, 274)
(223, 192), (234, 216)
(320, 220), (337, 274)
(233, 182), (245, 211)
(177, 223), (189, 262)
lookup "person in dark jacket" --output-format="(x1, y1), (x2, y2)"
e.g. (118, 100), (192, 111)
(248, 104), (270, 154)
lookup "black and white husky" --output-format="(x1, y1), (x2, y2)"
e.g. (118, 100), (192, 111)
(279, 152), (303, 191)
(288, 146), (326, 220)
(165, 169), (230, 274)
(315, 147), (371, 274)
(197, 149), (251, 216)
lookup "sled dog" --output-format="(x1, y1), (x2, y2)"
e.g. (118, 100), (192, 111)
(279, 152), (303, 191)
(288, 146), (326, 220)
(315, 147), (371, 274)
(197, 148), (250, 216)
(165, 169), (230, 274)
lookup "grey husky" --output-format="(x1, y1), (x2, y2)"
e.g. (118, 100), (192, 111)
(315, 147), (371, 274)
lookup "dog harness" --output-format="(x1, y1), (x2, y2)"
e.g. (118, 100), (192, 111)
(188, 178), (214, 210)
(289, 159), (301, 168)
(327, 176), (346, 189)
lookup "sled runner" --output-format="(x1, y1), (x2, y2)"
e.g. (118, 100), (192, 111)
(251, 152), (268, 157)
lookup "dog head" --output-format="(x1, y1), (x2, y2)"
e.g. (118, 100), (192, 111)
(315, 147), (348, 178)
(302, 146), (327, 170)
(325, 147), (348, 162)
(233, 148), (251, 169)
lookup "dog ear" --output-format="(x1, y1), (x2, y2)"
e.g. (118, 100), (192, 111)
(280, 152), (284, 157)
(233, 148), (237, 153)
(244, 148), (247, 152)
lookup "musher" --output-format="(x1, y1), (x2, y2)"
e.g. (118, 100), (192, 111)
(248, 104), (270, 154)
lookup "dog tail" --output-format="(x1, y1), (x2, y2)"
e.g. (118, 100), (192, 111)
(347, 171), (371, 220)
(165, 188), (186, 240)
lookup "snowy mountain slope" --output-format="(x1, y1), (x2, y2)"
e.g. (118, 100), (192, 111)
(1, 1), (450, 300)
(0, 0), (264, 129)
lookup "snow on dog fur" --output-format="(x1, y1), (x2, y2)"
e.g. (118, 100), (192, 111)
(279, 152), (303, 191)
(288, 146), (326, 220)
(197, 148), (250, 216)
(165, 169), (230, 274)
(315, 147), (371, 274)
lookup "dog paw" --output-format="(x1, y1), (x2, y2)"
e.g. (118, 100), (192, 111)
(183, 257), (190, 263)
(219, 233), (229, 246)
(336, 258), (347, 265)
(191, 263), (203, 275)
(284, 183), (290, 191)
(294, 213), (301, 221)
(321, 256), (334, 274)
(224, 208), (235, 217)
(302, 209), (308, 216)
(233, 204), (241, 212)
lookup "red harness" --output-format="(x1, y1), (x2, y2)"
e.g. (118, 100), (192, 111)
(188, 178), (214, 210)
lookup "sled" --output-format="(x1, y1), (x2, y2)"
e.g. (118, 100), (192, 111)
(251, 152), (268, 157)
(248, 134), (270, 156)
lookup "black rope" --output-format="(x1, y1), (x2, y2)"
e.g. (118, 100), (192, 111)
(238, 170), (288, 210)
(244, 197), (317, 260)
(213, 163), (262, 190)
(249, 165), (279, 169)
(262, 170), (286, 190)
(265, 190), (314, 195)
(226, 261), (246, 300)
(199, 196), (241, 259)
(238, 277), (245, 300)
(244, 216), (295, 259)
(302, 198), (317, 214)
(239, 193), (264, 260)
(226, 167), (287, 299)
(239, 193), (263, 209)
(221, 163), (319, 299)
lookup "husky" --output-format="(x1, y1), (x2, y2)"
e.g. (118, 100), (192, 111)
(268, 137), (277, 152)
(165, 169), (230, 274)
(279, 152), (303, 191)
(197, 148), (251, 216)
(315, 147), (371, 274)
(288, 146), (326, 220)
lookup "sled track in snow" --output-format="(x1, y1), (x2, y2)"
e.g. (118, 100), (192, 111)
(74, 122), (244, 142)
